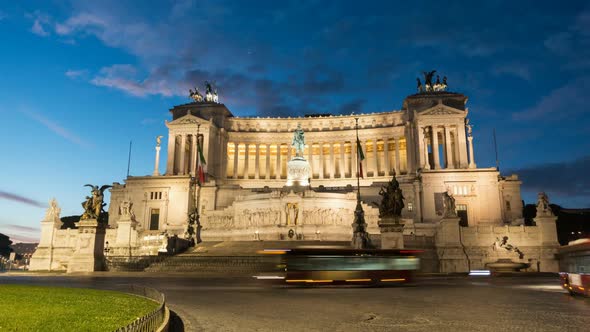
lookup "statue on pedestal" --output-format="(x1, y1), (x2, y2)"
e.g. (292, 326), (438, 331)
(291, 124), (305, 159)
(442, 189), (457, 218)
(378, 171), (405, 220)
(156, 136), (163, 147)
(81, 184), (112, 221)
(118, 199), (134, 221)
(536, 192), (553, 217)
(44, 198), (61, 222)
(465, 118), (473, 137)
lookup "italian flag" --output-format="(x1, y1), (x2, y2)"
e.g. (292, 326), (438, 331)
(197, 143), (207, 185)
(356, 138), (365, 179)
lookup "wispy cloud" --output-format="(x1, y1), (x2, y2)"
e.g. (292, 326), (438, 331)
(4, 224), (40, 232)
(0, 191), (44, 208)
(509, 155), (590, 202)
(544, 8), (590, 70)
(27, 11), (51, 37)
(20, 108), (92, 147)
(512, 77), (589, 121)
(491, 63), (531, 81)
(65, 69), (88, 79)
(90, 64), (176, 97)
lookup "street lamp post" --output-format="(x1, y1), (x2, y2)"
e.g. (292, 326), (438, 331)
(351, 118), (371, 249)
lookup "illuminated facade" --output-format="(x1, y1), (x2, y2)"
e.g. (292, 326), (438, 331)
(108, 91), (524, 239)
(31, 90), (561, 273)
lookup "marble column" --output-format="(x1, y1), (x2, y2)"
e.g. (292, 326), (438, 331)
(275, 144), (281, 179)
(395, 137), (401, 175)
(453, 129), (461, 169)
(432, 127), (441, 169)
(339, 142), (345, 178)
(468, 136), (477, 169)
(255, 143), (260, 179)
(319, 142), (324, 179)
(179, 134), (187, 175)
(243, 143), (250, 179)
(423, 127), (431, 170)
(153, 146), (161, 176)
(233, 143), (239, 179)
(166, 133), (176, 175)
(384, 137), (390, 176)
(287, 143), (292, 162)
(444, 126), (455, 169)
(458, 122), (468, 168)
(417, 126), (425, 170)
(329, 142), (335, 179)
(373, 139), (378, 177)
(265, 143), (271, 179)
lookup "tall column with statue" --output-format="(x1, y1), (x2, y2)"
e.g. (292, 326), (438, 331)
(286, 124), (311, 187)
(153, 136), (163, 176)
(466, 119), (476, 169)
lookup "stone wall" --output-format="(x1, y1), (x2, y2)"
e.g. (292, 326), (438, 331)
(432, 218), (559, 273)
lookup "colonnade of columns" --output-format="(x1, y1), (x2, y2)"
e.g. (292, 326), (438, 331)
(226, 137), (408, 180)
(165, 133), (201, 176)
(418, 124), (475, 170)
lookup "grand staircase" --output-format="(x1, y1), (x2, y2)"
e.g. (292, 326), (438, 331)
(143, 241), (350, 273)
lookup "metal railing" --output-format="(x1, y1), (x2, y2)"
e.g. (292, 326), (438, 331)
(114, 285), (167, 332)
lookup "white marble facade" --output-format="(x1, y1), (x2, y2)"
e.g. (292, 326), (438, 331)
(31, 91), (560, 273)
(109, 92), (524, 237)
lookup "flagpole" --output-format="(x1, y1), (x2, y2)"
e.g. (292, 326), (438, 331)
(126, 140), (132, 178)
(194, 123), (201, 244)
(355, 118), (360, 200)
(351, 117), (369, 249)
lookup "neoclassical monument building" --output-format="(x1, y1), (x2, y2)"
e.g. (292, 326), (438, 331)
(30, 81), (561, 273)
(109, 89), (523, 236)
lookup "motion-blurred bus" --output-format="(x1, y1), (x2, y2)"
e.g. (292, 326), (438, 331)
(257, 248), (421, 285)
(558, 238), (590, 296)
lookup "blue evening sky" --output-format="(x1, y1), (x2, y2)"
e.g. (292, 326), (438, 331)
(1, 1), (589, 242)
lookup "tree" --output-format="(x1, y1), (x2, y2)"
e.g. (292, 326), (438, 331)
(60, 215), (81, 229)
(0, 233), (13, 258)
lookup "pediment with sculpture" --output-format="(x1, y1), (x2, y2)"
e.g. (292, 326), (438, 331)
(165, 113), (209, 128)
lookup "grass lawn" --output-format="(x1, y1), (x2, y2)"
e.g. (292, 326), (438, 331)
(0, 285), (160, 331)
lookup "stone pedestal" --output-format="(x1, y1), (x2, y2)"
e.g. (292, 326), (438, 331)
(534, 215), (559, 272)
(379, 217), (405, 249)
(435, 217), (469, 273)
(30, 218), (62, 271)
(67, 219), (106, 273)
(286, 157), (311, 187)
(115, 217), (138, 256)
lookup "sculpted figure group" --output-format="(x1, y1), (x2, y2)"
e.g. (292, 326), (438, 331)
(378, 172), (405, 219)
(416, 70), (448, 93)
(81, 184), (112, 221)
(291, 124), (305, 158)
(189, 81), (219, 103)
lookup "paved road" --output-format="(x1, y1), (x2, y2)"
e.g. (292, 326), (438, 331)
(1, 273), (589, 331)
